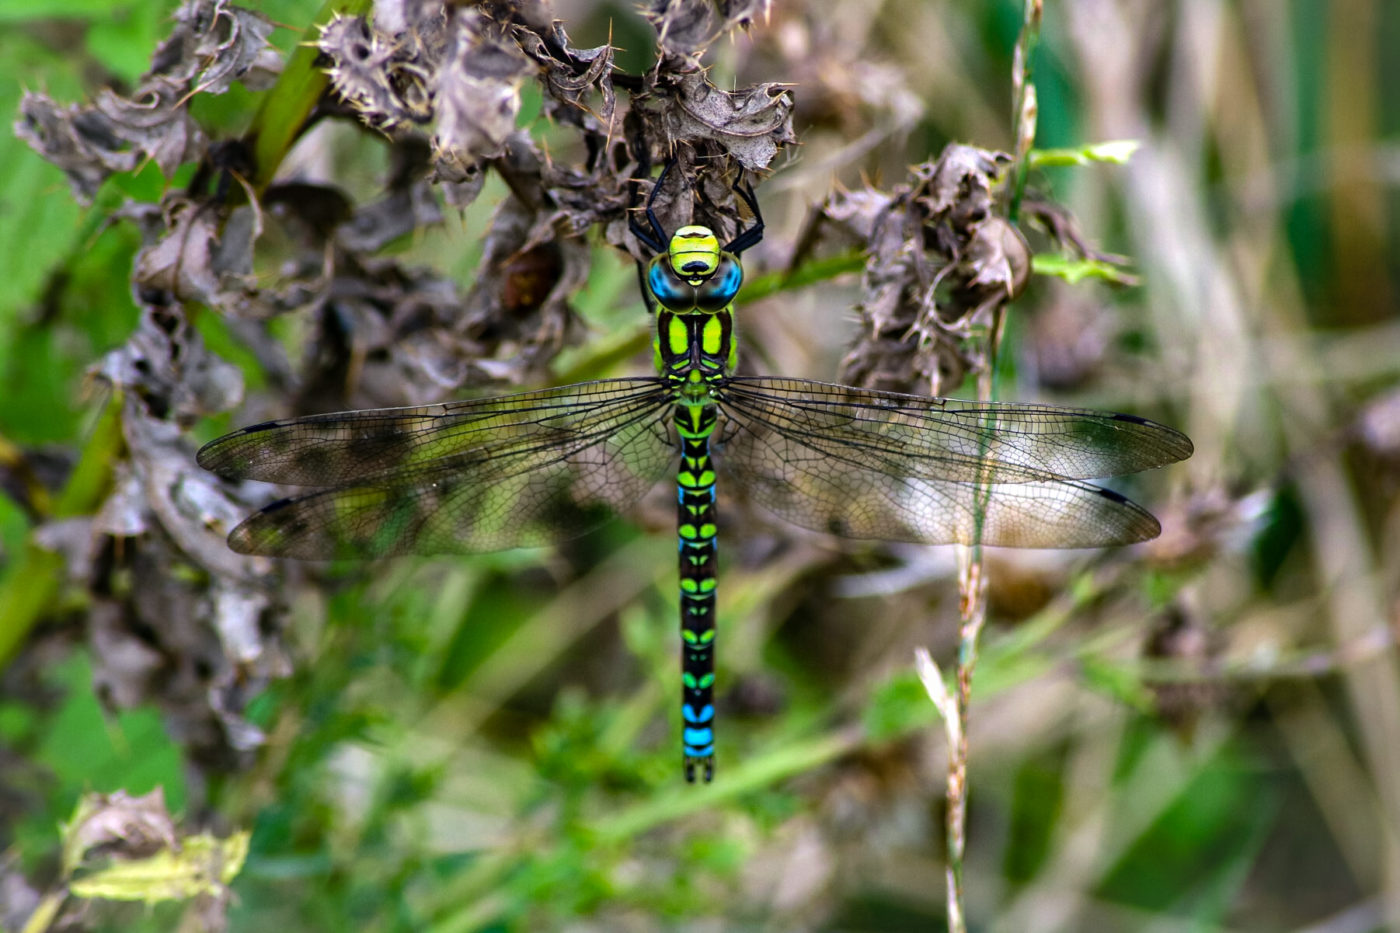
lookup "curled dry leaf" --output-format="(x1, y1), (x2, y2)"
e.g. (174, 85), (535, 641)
(514, 22), (617, 135)
(61, 789), (178, 877)
(433, 10), (535, 167)
(153, 0), (279, 94)
(454, 189), (592, 382)
(16, 92), (152, 204)
(319, 8), (536, 172)
(14, 0), (275, 202)
(643, 0), (772, 66)
(317, 12), (444, 133)
(634, 71), (795, 172)
(94, 302), (244, 426)
(338, 178), (444, 253)
(122, 193), (340, 322)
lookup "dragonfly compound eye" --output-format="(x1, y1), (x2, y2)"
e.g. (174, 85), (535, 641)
(693, 255), (743, 312)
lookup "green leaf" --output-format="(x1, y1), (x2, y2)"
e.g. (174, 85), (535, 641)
(1032, 253), (1138, 286)
(863, 669), (939, 742)
(1029, 139), (1141, 168)
(69, 830), (251, 903)
(1078, 654), (1155, 712)
(250, 0), (374, 190)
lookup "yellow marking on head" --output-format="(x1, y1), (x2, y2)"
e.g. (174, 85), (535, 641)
(669, 225), (720, 279)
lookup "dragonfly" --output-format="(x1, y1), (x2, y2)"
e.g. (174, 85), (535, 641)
(198, 163), (1193, 782)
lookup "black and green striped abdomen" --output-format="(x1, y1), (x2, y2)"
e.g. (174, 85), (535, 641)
(674, 402), (719, 782)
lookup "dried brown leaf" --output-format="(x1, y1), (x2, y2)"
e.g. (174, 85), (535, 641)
(636, 71), (794, 172)
(16, 92), (149, 202)
(318, 12), (443, 133)
(61, 789), (178, 877)
(153, 0), (279, 94)
(95, 302), (244, 425)
(821, 145), (1025, 394)
(337, 180), (443, 253)
(644, 0), (769, 64)
(433, 10), (535, 166)
(15, 0), (276, 202)
(454, 192), (591, 382)
(514, 22), (616, 135)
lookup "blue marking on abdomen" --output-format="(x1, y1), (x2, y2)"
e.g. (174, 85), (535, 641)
(683, 704), (714, 723)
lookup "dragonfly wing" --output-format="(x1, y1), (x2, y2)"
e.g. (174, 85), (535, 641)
(199, 380), (677, 558)
(715, 378), (1183, 548)
(199, 379), (669, 486)
(718, 378), (1192, 484)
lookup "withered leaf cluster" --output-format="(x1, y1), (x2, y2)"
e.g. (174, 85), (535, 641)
(17, 0), (278, 203)
(314, 0), (793, 195)
(812, 144), (1034, 395)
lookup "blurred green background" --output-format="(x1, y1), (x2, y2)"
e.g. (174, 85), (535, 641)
(2, 0), (1399, 930)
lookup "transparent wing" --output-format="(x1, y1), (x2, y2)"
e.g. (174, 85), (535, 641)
(715, 377), (1192, 548)
(198, 379), (677, 558)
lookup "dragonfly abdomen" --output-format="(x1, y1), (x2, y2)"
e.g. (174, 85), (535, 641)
(675, 401), (720, 782)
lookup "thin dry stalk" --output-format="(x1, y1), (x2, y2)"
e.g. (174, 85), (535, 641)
(938, 3), (1040, 929)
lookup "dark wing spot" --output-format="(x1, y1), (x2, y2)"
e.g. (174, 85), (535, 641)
(260, 497), (298, 513)
(1094, 486), (1131, 505)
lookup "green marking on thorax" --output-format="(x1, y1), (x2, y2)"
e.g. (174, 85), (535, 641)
(702, 316), (723, 355)
(668, 315), (688, 356)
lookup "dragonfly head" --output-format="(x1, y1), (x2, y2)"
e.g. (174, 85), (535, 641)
(668, 226), (721, 282)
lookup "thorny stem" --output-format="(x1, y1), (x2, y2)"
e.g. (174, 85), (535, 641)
(944, 4), (1040, 929)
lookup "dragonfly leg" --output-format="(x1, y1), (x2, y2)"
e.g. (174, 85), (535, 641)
(628, 159), (675, 256)
(723, 175), (765, 256)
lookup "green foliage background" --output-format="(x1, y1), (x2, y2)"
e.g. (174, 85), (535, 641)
(2, 0), (1399, 930)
